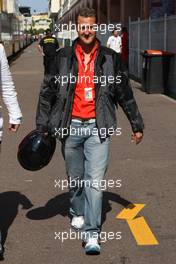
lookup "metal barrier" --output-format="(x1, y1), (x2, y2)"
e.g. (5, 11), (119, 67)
(129, 14), (176, 97)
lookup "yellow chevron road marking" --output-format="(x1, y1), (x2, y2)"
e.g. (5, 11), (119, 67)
(116, 204), (146, 220)
(116, 204), (159, 246)
(127, 217), (159, 245)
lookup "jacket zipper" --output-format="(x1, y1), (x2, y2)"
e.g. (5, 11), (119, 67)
(63, 56), (78, 130)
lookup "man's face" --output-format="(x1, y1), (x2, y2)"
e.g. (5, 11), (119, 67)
(113, 30), (118, 37)
(77, 16), (97, 45)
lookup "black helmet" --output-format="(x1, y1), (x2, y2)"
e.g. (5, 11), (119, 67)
(17, 130), (56, 171)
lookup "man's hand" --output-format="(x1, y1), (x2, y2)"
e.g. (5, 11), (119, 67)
(131, 132), (143, 145)
(37, 45), (45, 56)
(8, 124), (20, 133)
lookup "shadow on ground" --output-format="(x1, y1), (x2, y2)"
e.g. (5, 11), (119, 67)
(0, 192), (33, 261)
(26, 191), (133, 224)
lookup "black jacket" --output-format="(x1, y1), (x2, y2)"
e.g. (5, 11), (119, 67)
(36, 38), (144, 141)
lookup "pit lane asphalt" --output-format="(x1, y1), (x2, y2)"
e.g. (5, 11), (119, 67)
(0, 43), (176, 264)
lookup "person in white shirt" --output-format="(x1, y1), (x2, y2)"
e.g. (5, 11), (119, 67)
(107, 29), (122, 54)
(0, 43), (22, 255)
(0, 43), (22, 145)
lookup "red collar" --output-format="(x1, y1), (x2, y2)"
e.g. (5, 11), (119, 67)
(75, 41), (99, 62)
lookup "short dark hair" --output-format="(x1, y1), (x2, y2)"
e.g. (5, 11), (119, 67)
(46, 28), (51, 35)
(76, 7), (97, 22)
(122, 27), (128, 33)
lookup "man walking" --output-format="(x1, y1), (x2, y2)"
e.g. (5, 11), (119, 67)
(36, 8), (144, 255)
(38, 29), (59, 74)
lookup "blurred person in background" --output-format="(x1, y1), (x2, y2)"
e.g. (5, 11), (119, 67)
(121, 27), (129, 70)
(38, 29), (59, 74)
(107, 29), (122, 54)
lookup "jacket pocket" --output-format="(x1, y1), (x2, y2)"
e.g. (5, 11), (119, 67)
(104, 94), (116, 125)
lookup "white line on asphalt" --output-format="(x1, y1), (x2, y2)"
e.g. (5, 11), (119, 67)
(25, 180), (33, 182)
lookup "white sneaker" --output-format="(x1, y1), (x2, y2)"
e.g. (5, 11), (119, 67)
(84, 238), (101, 255)
(71, 216), (84, 230)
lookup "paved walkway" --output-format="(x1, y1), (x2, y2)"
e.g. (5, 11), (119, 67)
(0, 43), (176, 264)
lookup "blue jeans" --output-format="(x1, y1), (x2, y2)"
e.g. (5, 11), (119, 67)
(62, 119), (110, 239)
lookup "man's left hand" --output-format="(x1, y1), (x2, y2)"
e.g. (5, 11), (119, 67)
(131, 132), (143, 145)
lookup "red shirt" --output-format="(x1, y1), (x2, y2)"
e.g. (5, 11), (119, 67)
(72, 41), (99, 119)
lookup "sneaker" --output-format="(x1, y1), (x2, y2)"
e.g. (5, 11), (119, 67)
(84, 238), (101, 255)
(71, 216), (84, 230)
